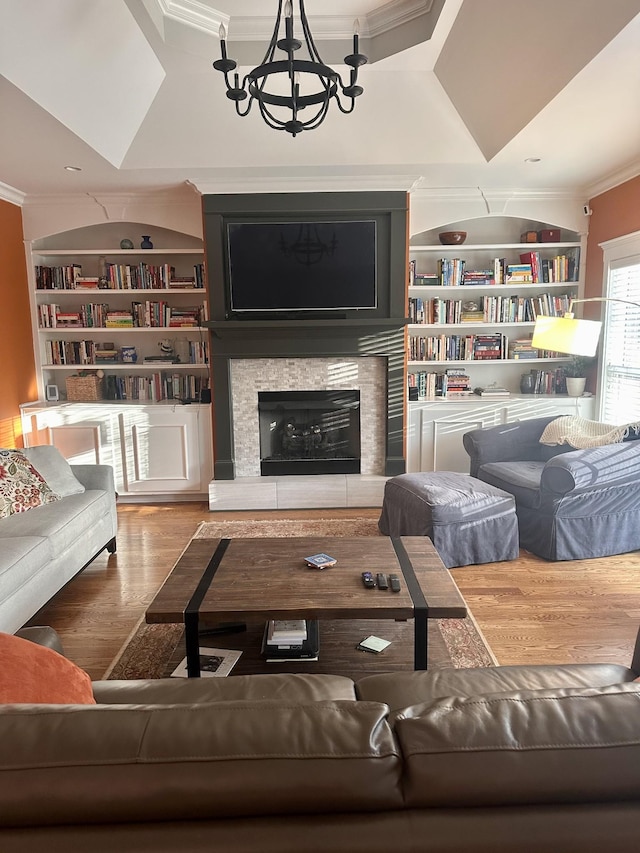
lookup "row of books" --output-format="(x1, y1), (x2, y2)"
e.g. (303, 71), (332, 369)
(522, 369), (568, 395)
(509, 338), (539, 360)
(463, 269), (496, 286)
(408, 293), (573, 325)
(104, 372), (207, 402)
(408, 332), (509, 362)
(408, 369), (571, 400)
(44, 338), (209, 366)
(38, 301), (208, 329)
(184, 340), (208, 364)
(437, 258), (466, 287)
(519, 250), (580, 283)
(35, 263), (206, 291)
(409, 250), (580, 287)
(35, 264), (81, 290)
(408, 369), (472, 399)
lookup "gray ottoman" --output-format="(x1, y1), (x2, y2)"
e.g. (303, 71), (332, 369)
(378, 472), (519, 568)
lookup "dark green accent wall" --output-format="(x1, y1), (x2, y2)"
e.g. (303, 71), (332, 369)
(203, 192), (408, 480)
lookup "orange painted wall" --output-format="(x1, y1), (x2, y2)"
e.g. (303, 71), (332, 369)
(586, 175), (640, 308)
(0, 200), (37, 447)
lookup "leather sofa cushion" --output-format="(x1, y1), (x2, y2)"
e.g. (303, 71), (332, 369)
(93, 672), (357, 704)
(0, 700), (402, 827)
(356, 663), (636, 712)
(395, 683), (640, 808)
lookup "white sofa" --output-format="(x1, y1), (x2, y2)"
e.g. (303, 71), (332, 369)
(0, 446), (117, 633)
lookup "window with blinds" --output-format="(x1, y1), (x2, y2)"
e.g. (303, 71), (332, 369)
(600, 256), (640, 424)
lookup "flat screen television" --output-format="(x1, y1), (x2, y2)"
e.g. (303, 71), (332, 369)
(226, 220), (377, 314)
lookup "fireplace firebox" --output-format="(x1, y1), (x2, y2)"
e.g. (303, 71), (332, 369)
(258, 390), (361, 476)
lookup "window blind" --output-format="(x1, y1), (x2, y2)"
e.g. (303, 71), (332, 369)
(601, 257), (640, 424)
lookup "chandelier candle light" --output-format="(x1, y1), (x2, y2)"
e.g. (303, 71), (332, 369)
(213, 1), (368, 136)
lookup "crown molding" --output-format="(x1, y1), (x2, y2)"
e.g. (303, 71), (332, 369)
(0, 181), (26, 206)
(409, 186), (586, 203)
(152, 0), (228, 36)
(189, 174), (420, 195)
(151, 0), (433, 41)
(367, 0), (434, 38)
(585, 159), (640, 201)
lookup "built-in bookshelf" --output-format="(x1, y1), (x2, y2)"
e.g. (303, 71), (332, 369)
(407, 219), (585, 401)
(28, 226), (210, 404)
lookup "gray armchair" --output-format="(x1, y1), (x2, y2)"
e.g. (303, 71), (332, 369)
(463, 417), (640, 561)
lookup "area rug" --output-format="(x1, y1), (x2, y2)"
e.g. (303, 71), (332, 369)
(194, 517), (381, 539)
(105, 517), (496, 679)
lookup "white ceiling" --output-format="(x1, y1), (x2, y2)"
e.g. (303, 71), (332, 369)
(1, 0), (640, 203)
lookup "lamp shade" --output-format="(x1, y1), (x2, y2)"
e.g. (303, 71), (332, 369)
(531, 315), (602, 357)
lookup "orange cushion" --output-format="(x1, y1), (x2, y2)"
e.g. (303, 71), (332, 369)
(0, 632), (95, 704)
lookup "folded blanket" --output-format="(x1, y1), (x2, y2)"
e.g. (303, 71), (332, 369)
(539, 415), (640, 449)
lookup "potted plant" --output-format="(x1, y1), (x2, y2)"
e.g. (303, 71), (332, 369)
(562, 355), (595, 396)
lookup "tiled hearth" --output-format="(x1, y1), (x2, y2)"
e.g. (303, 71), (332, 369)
(209, 356), (389, 510)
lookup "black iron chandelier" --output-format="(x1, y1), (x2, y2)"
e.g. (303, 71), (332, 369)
(213, 0), (368, 137)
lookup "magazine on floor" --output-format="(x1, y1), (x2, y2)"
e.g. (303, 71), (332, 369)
(170, 647), (242, 678)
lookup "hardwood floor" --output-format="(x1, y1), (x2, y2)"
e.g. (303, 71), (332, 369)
(26, 503), (640, 679)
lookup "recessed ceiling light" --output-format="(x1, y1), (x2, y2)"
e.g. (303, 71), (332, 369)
(525, 157), (541, 163)
(64, 165), (82, 171)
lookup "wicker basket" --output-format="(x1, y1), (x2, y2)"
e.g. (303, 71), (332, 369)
(65, 374), (104, 402)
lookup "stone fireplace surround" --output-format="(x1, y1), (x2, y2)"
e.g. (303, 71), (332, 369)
(231, 357), (385, 478)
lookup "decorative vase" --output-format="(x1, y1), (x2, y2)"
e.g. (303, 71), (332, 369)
(140, 235), (153, 249)
(520, 373), (536, 394)
(120, 238), (134, 250)
(120, 346), (137, 364)
(566, 377), (586, 397)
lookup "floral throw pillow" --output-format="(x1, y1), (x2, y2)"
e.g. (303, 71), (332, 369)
(0, 449), (61, 518)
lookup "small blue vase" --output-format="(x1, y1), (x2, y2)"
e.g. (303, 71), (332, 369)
(140, 235), (153, 249)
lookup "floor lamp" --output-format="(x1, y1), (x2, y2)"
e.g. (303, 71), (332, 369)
(531, 297), (640, 356)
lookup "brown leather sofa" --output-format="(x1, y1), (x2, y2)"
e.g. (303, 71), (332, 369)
(2, 629), (640, 852)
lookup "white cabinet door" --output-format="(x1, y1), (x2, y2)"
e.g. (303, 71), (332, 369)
(118, 405), (212, 494)
(20, 402), (213, 498)
(21, 403), (122, 475)
(408, 402), (504, 473)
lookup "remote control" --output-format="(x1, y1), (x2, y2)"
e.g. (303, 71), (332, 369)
(376, 572), (388, 590)
(389, 573), (401, 593)
(361, 571), (376, 589)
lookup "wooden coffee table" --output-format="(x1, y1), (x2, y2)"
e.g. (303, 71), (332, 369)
(146, 536), (467, 677)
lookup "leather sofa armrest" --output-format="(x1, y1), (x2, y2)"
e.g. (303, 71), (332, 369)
(541, 441), (640, 495)
(463, 416), (558, 476)
(14, 626), (65, 656)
